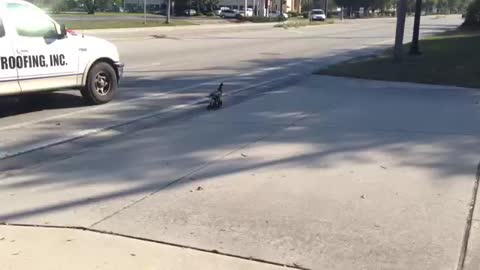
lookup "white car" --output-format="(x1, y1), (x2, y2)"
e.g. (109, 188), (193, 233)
(184, 9), (197, 16)
(0, 0), (123, 105)
(240, 8), (253, 17)
(309, 9), (326, 21)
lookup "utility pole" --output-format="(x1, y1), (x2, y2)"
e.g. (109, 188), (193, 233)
(245, 0), (248, 16)
(166, 0), (171, 23)
(324, 0), (328, 13)
(143, 0), (147, 24)
(394, 0), (408, 62)
(409, 0), (423, 55)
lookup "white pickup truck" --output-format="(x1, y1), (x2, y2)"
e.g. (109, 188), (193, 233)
(0, 0), (124, 105)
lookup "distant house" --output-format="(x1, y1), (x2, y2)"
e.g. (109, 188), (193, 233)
(124, 0), (164, 12)
(220, 0), (302, 15)
(124, 0), (301, 15)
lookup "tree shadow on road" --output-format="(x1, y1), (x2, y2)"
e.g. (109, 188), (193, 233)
(0, 93), (87, 119)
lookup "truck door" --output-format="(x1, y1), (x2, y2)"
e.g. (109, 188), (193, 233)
(6, 2), (79, 93)
(0, 14), (20, 96)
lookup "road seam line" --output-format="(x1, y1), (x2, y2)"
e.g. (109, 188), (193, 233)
(0, 223), (309, 270)
(456, 161), (480, 270)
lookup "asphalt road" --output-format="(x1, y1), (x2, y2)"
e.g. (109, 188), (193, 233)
(0, 16), (462, 162)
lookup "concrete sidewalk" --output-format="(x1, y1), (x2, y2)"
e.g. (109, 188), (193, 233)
(0, 76), (479, 269)
(0, 225), (285, 270)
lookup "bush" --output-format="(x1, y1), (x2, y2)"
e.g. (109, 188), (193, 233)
(287, 11), (298, 17)
(51, 3), (67, 13)
(242, 16), (287, 23)
(205, 11), (215, 16)
(463, 0), (480, 26)
(51, 0), (77, 13)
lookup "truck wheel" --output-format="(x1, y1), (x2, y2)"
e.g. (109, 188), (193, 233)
(81, 62), (118, 105)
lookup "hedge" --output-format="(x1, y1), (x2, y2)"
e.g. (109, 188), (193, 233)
(464, 0), (480, 27)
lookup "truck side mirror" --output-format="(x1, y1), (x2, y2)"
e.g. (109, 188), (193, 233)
(60, 24), (67, 38)
(44, 23), (67, 39)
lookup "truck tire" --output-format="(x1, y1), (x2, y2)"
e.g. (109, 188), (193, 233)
(81, 62), (118, 105)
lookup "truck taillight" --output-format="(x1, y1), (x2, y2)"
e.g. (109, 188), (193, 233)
(67, 29), (77, 35)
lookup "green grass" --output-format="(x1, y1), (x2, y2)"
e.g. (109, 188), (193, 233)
(287, 17), (309, 21)
(318, 30), (480, 89)
(59, 19), (196, 30)
(274, 19), (334, 28)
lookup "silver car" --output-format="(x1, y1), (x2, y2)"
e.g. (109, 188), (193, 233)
(310, 9), (326, 21)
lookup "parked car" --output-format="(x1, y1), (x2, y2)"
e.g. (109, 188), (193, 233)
(152, 9), (166, 15)
(215, 6), (230, 15)
(240, 8), (253, 17)
(220, 9), (240, 19)
(309, 9), (326, 21)
(184, 9), (196, 16)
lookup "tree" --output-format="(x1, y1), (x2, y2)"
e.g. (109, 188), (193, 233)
(394, 0), (408, 61)
(206, 0), (219, 11)
(96, 0), (114, 11)
(302, 0), (314, 11)
(174, 0), (190, 15)
(52, 0), (77, 13)
(409, 0), (423, 54)
(166, 0), (172, 23)
(464, 0), (480, 26)
(334, 0), (356, 16)
(84, 0), (96, 14)
(424, 0), (437, 13)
